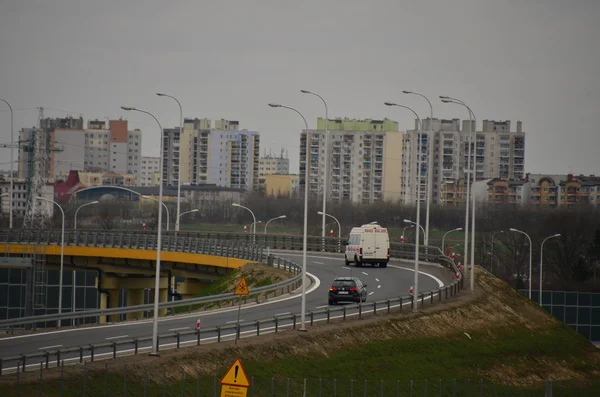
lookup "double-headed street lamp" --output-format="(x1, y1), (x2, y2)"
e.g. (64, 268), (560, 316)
(509, 228), (533, 299)
(142, 195), (170, 231)
(402, 91), (433, 246)
(441, 96), (477, 292)
(442, 227), (463, 254)
(121, 105), (165, 356)
(156, 93), (184, 232)
(37, 197), (65, 326)
(540, 233), (561, 306)
(268, 102), (309, 330)
(232, 203), (256, 234)
(301, 90), (329, 240)
(264, 215), (286, 234)
(74, 201), (99, 230)
(386, 102), (422, 312)
(0, 98), (14, 229)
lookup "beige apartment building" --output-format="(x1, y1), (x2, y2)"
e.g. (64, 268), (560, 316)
(301, 117), (403, 204)
(263, 174), (299, 197)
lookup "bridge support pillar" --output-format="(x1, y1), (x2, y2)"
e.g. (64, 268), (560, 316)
(159, 288), (168, 316)
(176, 279), (212, 300)
(108, 289), (121, 322)
(98, 291), (109, 324)
(126, 289), (145, 320)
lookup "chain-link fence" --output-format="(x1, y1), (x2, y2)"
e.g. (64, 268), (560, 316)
(519, 289), (600, 341)
(9, 362), (600, 396)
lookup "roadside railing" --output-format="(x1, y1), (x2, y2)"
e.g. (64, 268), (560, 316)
(0, 279), (463, 376)
(0, 229), (463, 331)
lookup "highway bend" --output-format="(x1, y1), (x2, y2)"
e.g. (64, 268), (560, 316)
(0, 251), (451, 359)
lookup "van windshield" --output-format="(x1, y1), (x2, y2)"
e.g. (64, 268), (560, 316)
(348, 234), (361, 245)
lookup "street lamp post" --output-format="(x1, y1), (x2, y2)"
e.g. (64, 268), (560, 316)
(142, 195), (170, 231)
(178, 208), (199, 224)
(37, 197), (65, 326)
(264, 215), (286, 234)
(121, 106), (165, 356)
(156, 93), (184, 232)
(0, 98), (14, 229)
(442, 227), (463, 254)
(401, 224), (414, 242)
(403, 219), (425, 242)
(232, 203), (256, 234)
(317, 211), (341, 240)
(509, 228), (533, 299)
(251, 220), (262, 231)
(540, 233), (561, 306)
(441, 96), (477, 292)
(386, 102), (422, 312)
(74, 201), (99, 230)
(268, 103), (310, 329)
(301, 90), (329, 240)
(403, 91), (433, 246)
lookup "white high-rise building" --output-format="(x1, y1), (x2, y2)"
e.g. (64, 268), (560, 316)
(162, 118), (260, 191)
(402, 118), (526, 205)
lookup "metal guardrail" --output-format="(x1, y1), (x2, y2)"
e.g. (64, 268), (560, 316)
(0, 281), (463, 376)
(0, 229), (463, 329)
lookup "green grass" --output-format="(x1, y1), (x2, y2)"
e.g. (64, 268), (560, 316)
(12, 323), (599, 396)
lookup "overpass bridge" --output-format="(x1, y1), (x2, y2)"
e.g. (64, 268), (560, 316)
(0, 229), (261, 323)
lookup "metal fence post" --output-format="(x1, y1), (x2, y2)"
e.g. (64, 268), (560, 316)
(351, 379), (354, 397)
(60, 360), (64, 397)
(124, 363), (127, 397)
(334, 378), (337, 397)
(364, 379), (368, 397)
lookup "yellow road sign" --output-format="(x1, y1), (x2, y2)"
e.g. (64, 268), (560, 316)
(220, 385), (248, 397)
(234, 277), (249, 296)
(220, 358), (250, 387)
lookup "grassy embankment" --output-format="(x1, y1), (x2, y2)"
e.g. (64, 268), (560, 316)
(5, 266), (600, 396)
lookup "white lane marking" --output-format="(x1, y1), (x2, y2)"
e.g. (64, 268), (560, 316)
(377, 285), (381, 289)
(368, 292), (374, 296)
(226, 320), (244, 324)
(362, 272), (368, 276)
(168, 327), (189, 332)
(0, 271), (321, 342)
(3, 294), (439, 375)
(388, 265), (445, 287)
(316, 305), (329, 309)
(313, 261), (324, 265)
(375, 278), (380, 282)
(342, 267), (351, 270)
(106, 335), (128, 340)
(274, 312), (290, 316)
(38, 344), (62, 350)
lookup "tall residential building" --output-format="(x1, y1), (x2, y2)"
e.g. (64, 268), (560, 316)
(301, 117), (403, 204)
(163, 118), (260, 191)
(402, 118), (526, 205)
(138, 156), (160, 187)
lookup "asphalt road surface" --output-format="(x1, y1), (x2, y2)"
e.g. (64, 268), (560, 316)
(0, 252), (453, 372)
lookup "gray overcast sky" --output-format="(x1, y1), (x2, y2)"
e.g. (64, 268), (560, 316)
(1, 0), (599, 175)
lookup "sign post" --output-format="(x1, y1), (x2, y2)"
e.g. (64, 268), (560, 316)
(220, 358), (250, 397)
(234, 277), (249, 345)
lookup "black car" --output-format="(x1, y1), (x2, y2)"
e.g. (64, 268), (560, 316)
(328, 277), (367, 305)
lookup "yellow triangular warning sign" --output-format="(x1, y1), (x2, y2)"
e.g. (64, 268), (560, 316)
(234, 277), (249, 295)
(220, 358), (250, 387)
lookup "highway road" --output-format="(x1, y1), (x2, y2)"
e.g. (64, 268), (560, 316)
(0, 252), (453, 372)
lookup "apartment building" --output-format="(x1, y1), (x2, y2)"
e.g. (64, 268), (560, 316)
(0, 180), (54, 218)
(138, 156), (160, 187)
(482, 174), (600, 208)
(259, 150), (290, 177)
(300, 117), (403, 204)
(263, 174), (299, 197)
(402, 118), (526, 205)
(18, 118), (143, 182)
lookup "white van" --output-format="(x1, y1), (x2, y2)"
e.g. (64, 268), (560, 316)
(344, 223), (390, 267)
